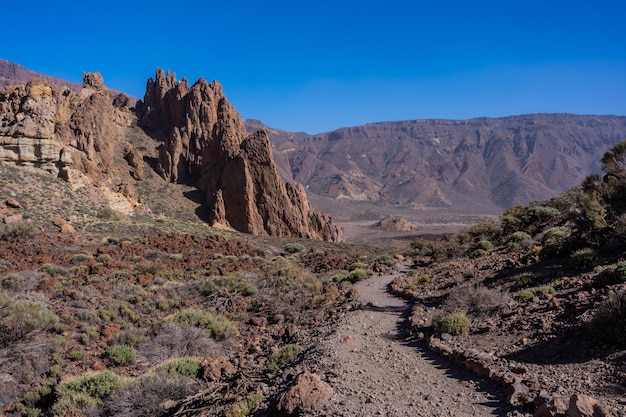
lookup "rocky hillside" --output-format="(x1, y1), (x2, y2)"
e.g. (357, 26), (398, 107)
(0, 65), (342, 242)
(248, 115), (626, 213)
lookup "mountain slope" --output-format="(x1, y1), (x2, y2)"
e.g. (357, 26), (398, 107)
(249, 114), (626, 214)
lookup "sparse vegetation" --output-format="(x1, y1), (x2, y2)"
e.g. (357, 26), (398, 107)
(435, 313), (470, 336)
(106, 344), (137, 366)
(588, 291), (626, 346)
(167, 309), (237, 340)
(268, 344), (303, 371)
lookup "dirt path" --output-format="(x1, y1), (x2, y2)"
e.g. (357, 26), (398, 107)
(307, 274), (520, 416)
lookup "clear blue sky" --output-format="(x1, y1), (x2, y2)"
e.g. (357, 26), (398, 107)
(3, 0), (625, 134)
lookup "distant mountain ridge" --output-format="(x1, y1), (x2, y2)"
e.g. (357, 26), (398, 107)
(248, 114), (626, 213)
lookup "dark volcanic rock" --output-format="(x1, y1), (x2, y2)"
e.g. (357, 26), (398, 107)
(137, 69), (343, 242)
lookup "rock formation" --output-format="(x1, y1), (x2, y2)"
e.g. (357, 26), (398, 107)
(0, 73), (140, 186)
(137, 69), (343, 242)
(373, 215), (417, 232)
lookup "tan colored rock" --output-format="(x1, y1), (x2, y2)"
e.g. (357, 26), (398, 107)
(123, 143), (144, 180)
(60, 223), (75, 234)
(3, 214), (22, 224)
(275, 372), (332, 416)
(53, 216), (67, 227)
(0, 72), (130, 183)
(373, 215), (416, 231)
(567, 394), (607, 417)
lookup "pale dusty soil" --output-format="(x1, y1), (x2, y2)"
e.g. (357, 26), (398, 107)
(303, 274), (523, 417)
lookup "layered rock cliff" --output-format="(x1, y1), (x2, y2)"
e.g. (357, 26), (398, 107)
(0, 72), (142, 191)
(137, 69), (343, 242)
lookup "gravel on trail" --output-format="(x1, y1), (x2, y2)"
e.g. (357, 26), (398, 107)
(304, 274), (524, 417)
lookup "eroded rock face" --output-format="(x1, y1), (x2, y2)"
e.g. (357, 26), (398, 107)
(137, 69), (343, 242)
(0, 73), (134, 184)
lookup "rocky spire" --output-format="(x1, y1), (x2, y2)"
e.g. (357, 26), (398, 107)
(136, 69), (343, 242)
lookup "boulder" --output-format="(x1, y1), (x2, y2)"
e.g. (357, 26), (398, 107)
(274, 372), (332, 416)
(567, 394), (608, 417)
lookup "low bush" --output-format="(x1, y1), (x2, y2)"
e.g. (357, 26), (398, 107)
(167, 309), (237, 340)
(514, 275), (534, 289)
(268, 344), (302, 371)
(141, 322), (224, 365)
(588, 291), (626, 346)
(594, 261), (626, 287)
(154, 357), (202, 379)
(516, 290), (534, 301)
(106, 344), (137, 366)
(70, 253), (93, 264)
(284, 243), (305, 254)
(0, 294), (58, 343)
(0, 222), (38, 242)
(225, 393), (263, 417)
(435, 313), (470, 336)
(53, 371), (129, 415)
(105, 373), (199, 417)
(442, 285), (510, 319)
(348, 268), (369, 283)
(569, 248), (597, 271)
(509, 231), (532, 243)
(199, 275), (258, 297)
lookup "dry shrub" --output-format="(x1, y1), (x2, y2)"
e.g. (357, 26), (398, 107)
(104, 373), (200, 417)
(588, 291), (626, 346)
(140, 322), (225, 365)
(442, 285), (510, 319)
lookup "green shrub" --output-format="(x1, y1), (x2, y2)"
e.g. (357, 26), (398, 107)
(40, 263), (65, 276)
(169, 253), (183, 261)
(268, 344), (302, 371)
(536, 285), (555, 298)
(594, 261), (626, 287)
(417, 274), (430, 283)
(588, 291), (626, 346)
(0, 294), (58, 341)
(349, 262), (368, 271)
(70, 253), (93, 264)
(516, 290), (534, 301)
(53, 371), (129, 415)
(569, 248), (597, 270)
(199, 275), (258, 297)
(154, 357), (201, 378)
(515, 275), (534, 289)
(96, 254), (112, 263)
(225, 393), (263, 417)
(284, 243), (306, 254)
(476, 240), (494, 251)
(0, 222), (38, 241)
(167, 309), (237, 340)
(348, 268), (369, 283)
(435, 313), (470, 336)
(106, 344), (137, 366)
(509, 231), (531, 243)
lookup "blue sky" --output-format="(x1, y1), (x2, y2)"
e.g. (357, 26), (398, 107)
(3, 0), (625, 133)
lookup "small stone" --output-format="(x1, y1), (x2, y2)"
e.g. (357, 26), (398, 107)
(5, 198), (21, 208)
(440, 333), (453, 341)
(4, 214), (23, 224)
(53, 216), (67, 227)
(61, 223), (75, 234)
